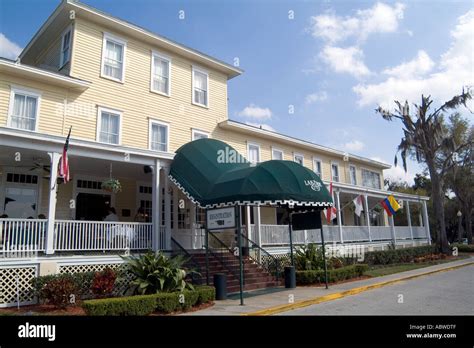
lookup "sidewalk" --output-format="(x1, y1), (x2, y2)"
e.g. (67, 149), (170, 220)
(183, 256), (474, 316)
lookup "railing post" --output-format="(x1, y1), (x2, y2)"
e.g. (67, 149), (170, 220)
(253, 206), (261, 262)
(406, 200), (414, 241)
(151, 159), (161, 251)
(335, 191), (343, 244)
(364, 194), (372, 242)
(422, 200), (431, 245)
(45, 152), (61, 255)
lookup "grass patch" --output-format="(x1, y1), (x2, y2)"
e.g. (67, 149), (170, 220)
(365, 256), (468, 277)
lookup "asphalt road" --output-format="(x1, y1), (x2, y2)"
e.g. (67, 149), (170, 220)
(279, 265), (474, 315)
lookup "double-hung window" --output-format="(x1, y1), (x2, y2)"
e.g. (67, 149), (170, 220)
(247, 143), (260, 164)
(313, 158), (322, 178)
(294, 153), (304, 166)
(97, 107), (121, 144)
(101, 33), (126, 82)
(272, 148), (283, 160)
(362, 169), (381, 189)
(8, 87), (40, 131)
(192, 129), (209, 140)
(331, 163), (340, 182)
(151, 52), (171, 95)
(60, 28), (71, 68)
(192, 67), (208, 107)
(349, 165), (357, 185)
(150, 120), (169, 152)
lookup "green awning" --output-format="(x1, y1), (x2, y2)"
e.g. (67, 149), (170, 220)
(169, 138), (333, 208)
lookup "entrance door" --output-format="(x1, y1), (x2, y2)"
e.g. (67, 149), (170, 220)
(3, 172), (39, 218)
(75, 193), (111, 221)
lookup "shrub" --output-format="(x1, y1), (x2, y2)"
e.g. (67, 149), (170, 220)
(122, 251), (193, 294)
(196, 285), (215, 304)
(363, 245), (437, 265)
(179, 289), (199, 310)
(83, 295), (156, 316)
(295, 244), (325, 270)
(451, 243), (474, 253)
(31, 272), (95, 303)
(296, 264), (368, 285)
(91, 268), (117, 299)
(155, 293), (180, 313)
(40, 277), (78, 308)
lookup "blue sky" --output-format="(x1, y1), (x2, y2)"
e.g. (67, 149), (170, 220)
(1, 0), (473, 183)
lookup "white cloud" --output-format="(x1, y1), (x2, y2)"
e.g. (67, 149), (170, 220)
(354, 10), (474, 108)
(245, 122), (276, 132)
(310, 2), (405, 43)
(305, 91), (328, 104)
(237, 104), (272, 120)
(0, 33), (22, 60)
(320, 46), (371, 78)
(383, 165), (415, 185)
(406, 30), (414, 37)
(382, 50), (435, 78)
(342, 140), (365, 152)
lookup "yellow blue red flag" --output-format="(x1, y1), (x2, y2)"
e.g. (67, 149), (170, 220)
(381, 195), (400, 217)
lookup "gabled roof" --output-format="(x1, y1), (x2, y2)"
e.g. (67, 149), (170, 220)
(20, 0), (242, 79)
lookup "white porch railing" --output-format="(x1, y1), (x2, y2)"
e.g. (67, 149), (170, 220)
(172, 228), (205, 250)
(54, 220), (153, 251)
(0, 219), (47, 253)
(257, 224), (428, 246)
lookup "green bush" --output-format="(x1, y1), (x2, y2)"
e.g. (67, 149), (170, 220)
(196, 285), (215, 304)
(83, 295), (157, 316)
(31, 272), (95, 302)
(179, 289), (199, 310)
(451, 244), (474, 253)
(155, 293), (180, 313)
(364, 245), (436, 265)
(122, 251), (194, 295)
(296, 264), (368, 285)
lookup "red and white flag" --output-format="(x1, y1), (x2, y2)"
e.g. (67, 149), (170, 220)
(59, 127), (71, 183)
(326, 181), (337, 223)
(353, 194), (364, 217)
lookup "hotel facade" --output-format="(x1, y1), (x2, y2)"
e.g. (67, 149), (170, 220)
(0, 0), (430, 306)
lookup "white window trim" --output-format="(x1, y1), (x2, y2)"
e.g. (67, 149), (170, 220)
(349, 164), (357, 185)
(150, 50), (171, 96)
(271, 147), (284, 160)
(96, 106), (122, 145)
(101, 32), (127, 83)
(149, 118), (170, 152)
(192, 65), (209, 108)
(313, 157), (323, 178)
(293, 152), (304, 165)
(59, 25), (72, 69)
(361, 167), (382, 189)
(331, 161), (340, 182)
(191, 128), (209, 140)
(247, 142), (261, 164)
(7, 85), (42, 132)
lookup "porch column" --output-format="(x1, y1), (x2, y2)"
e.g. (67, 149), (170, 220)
(189, 201), (196, 248)
(163, 167), (172, 250)
(45, 152), (61, 255)
(151, 159), (161, 251)
(389, 215), (396, 246)
(364, 194), (372, 242)
(335, 190), (343, 244)
(406, 200), (414, 241)
(245, 205), (252, 240)
(422, 200), (431, 245)
(253, 206), (261, 247)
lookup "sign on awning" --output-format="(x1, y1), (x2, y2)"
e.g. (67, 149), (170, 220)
(206, 207), (236, 230)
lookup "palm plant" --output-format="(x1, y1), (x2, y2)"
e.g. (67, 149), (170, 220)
(376, 89), (472, 253)
(122, 251), (194, 294)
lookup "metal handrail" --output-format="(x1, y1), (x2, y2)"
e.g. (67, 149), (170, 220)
(207, 232), (240, 280)
(170, 237), (202, 284)
(241, 233), (281, 281)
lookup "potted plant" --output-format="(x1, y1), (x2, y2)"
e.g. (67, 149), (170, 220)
(102, 178), (122, 193)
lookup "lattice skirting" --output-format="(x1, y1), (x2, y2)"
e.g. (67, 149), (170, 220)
(0, 265), (38, 308)
(58, 262), (123, 274)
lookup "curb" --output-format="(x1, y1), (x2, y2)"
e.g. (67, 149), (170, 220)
(243, 261), (474, 316)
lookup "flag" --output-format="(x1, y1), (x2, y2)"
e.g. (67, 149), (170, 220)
(326, 181), (337, 223)
(381, 195), (400, 217)
(59, 127), (71, 183)
(353, 195), (364, 217)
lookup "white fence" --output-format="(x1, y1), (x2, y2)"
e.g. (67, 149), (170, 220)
(0, 219), (46, 254)
(54, 220), (152, 251)
(256, 224), (428, 246)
